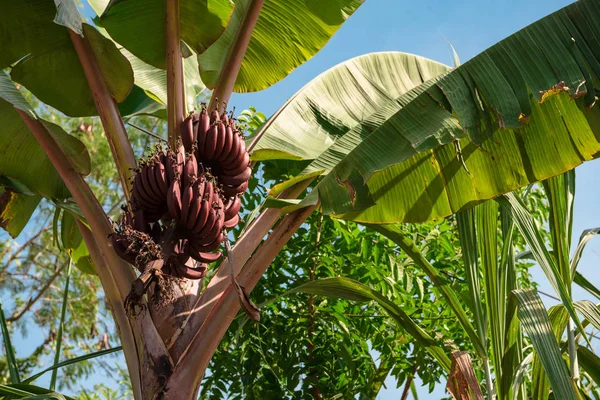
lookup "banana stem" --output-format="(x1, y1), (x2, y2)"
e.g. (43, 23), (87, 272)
(166, 202), (318, 399)
(166, 0), (186, 149)
(69, 30), (137, 200)
(75, 220), (142, 400)
(208, 0), (265, 112)
(17, 109), (143, 398)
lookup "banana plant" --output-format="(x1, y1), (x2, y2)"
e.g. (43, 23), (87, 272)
(2, 0), (600, 398)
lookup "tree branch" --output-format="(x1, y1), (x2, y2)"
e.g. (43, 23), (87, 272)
(1, 227), (50, 274)
(7, 260), (69, 322)
(208, 0), (264, 112)
(166, 0), (186, 148)
(69, 31), (137, 200)
(400, 365), (417, 400)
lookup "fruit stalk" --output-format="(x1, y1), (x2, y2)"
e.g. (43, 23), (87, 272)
(166, 0), (186, 149)
(208, 0), (265, 112)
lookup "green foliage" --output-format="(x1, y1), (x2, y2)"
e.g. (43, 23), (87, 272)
(197, 0), (365, 93)
(262, 0), (600, 225)
(1, 1), (600, 398)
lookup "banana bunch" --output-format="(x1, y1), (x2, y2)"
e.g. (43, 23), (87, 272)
(182, 108), (250, 200)
(111, 106), (251, 281)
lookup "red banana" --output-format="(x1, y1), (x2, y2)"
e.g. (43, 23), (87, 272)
(213, 121), (227, 160)
(224, 214), (240, 229)
(219, 167), (251, 186)
(185, 178), (205, 230)
(181, 115), (195, 151)
(180, 177), (195, 223)
(167, 179), (182, 220)
(204, 124), (219, 160)
(224, 196), (242, 220)
(188, 247), (222, 264)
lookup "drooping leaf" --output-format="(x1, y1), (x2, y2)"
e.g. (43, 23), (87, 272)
(574, 300), (600, 332)
(288, 277), (451, 371)
(121, 48), (205, 110)
(0, 384), (74, 400)
(277, 0), (600, 223)
(570, 228), (600, 276)
(0, 71), (91, 200)
(199, 0), (365, 93)
(11, 23), (134, 117)
(513, 289), (576, 400)
(100, 0), (234, 69)
(542, 170), (575, 285)
(574, 271), (600, 301)
(0, 190), (41, 238)
(252, 52), (450, 161)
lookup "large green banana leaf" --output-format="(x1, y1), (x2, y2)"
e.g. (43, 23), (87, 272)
(251, 52), (450, 162)
(198, 0), (364, 93)
(262, 0), (600, 224)
(121, 49), (205, 112)
(0, 71), (90, 235)
(2, 0), (134, 117)
(0, 189), (41, 238)
(99, 0), (234, 69)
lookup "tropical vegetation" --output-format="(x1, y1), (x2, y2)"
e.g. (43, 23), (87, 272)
(1, 0), (600, 399)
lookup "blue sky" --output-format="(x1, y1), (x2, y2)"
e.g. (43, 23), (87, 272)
(8, 0), (600, 398)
